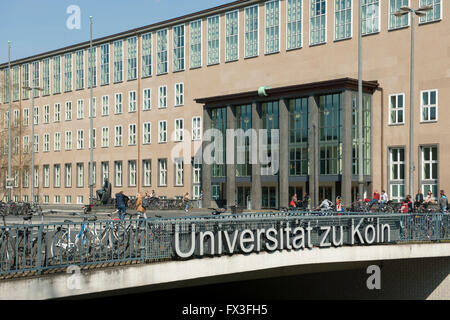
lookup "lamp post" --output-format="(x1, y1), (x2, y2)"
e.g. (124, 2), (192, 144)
(358, 0), (364, 201)
(7, 41), (12, 202)
(89, 16), (94, 205)
(23, 86), (44, 205)
(394, 4), (433, 197)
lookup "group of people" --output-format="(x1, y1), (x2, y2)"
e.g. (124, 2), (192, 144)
(114, 190), (192, 221)
(399, 189), (448, 213)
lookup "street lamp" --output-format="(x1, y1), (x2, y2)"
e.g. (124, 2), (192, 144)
(394, 4), (433, 197)
(23, 86), (44, 205)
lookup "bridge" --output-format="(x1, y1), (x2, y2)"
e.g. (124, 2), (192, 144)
(0, 212), (449, 300)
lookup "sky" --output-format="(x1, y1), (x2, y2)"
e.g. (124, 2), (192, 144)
(0, 0), (229, 63)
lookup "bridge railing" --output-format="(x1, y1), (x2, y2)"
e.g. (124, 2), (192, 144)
(0, 212), (449, 279)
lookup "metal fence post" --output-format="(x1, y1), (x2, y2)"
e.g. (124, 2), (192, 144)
(36, 224), (43, 275)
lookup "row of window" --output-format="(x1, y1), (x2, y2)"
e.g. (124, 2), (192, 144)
(0, 0), (442, 103)
(2, 117), (202, 155)
(4, 159), (202, 195)
(389, 89), (438, 124)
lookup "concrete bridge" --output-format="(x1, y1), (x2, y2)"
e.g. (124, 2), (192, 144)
(0, 213), (449, 299)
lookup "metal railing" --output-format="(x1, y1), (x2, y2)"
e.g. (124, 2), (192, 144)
(0, 211), (449, 279)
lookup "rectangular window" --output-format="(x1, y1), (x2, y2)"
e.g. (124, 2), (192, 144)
(100, 44), (110, 85)
(335, 0), (352, 40)
(32, 61), (40, 98)
(175, 83), (184, 106)
(54, 132), (61, 151)
(22, 63), (30, 99)
(33, 167), (39, 188)
(101, 162), (109, 182)
(287, 0), (303, 50)
(102, 127), (109, 147)
(245, 5), (259, 58)
(102, 95), (109, 116)
(65, 164), (72, 187)
(89, 97), (97, 117)
(43, 165), (50, 187)
(23, 108), (29, 126)
(175, 159), (184, 186)
(33, 106), (39, 125)
(127, 36), (137, 80)
(127, 91), (136, 112)
(158, 159), (167, 186)
(42, 59), (50, 96)
(128, 160), (137, 186)
(419, 0), (441, 24)
(143, 88), (151, 110)
(13, 109), (20, 127)
(207, 15), (220, 65)
(65, 131), (72, 150)
(42, 105), (49, 124)
(128, 124), (136, 145)
(64, 53), (72, 92)
(65, 101), (72, 121)
(115, 161), (123, 187)
(33, 134), (39, 153)
(115, 93), (123, 114)
(115, 125), (123, 146)
(13, 136), (19, 154)
(310, 0), (326, 45)
(190, 20), (202, 68)
(65, 195), (72, 204)
(143, 122), (151, 144)
(142, 33), (152, 77)
(157, 29), (168, 75)
(54, 103), (61, 122)
(389, 93), (405, 125)
(77, 99), (84, 119)
(173, 24), (185, 72)
(76, 50), (84, 90)
(88, 162), (96, 187)
(12, 66), (20, 101)
(192, 116), (202, 141)
(143, 160), (151, 186)
(158, 120), (167, 143)
(390, 148), (405, 202)
(88, 47), (97, 87)
(23, 136), (29, 154)
(23, 169), (29, 188)
(52, 57), (61, 94)
(226, 11), (239, 62)
(43, 133), (50, 152)
(77, 163), (84, 187)
(89, 128), (96, 149)
(265, 0), (280, 54)
(77, 129), (84, 149)
(422, 146), (438, 181)
(361, 0), (380, 35)
(158, 86), (167, 108)
(54, 195), (60, 204)
(113, 40), (123, 83)
(421, 89), (438, 122)
(175, 119), (184, 141)
(54, 164), (61, 188)
(389, 0), (409, 30)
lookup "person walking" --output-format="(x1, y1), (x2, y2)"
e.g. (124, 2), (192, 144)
(439, 190), (448, 213)
(183, 192), (190, 213)
(115, 191), (127, 221)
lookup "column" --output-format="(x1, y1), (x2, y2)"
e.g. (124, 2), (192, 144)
(251, 101), (262, 210)
(202, 108), (212, 208)
(226, 105), (236, 208)
(308, 95), (319, 208)
(279, 98), (289, 208)
(342, 90), (353, 209)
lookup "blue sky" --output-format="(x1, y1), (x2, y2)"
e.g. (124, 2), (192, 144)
(0, 0), (228, 63)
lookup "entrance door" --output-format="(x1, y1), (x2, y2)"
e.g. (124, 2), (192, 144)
(319, 186), (332, 201)
(237, 186), (251, 208)
(262, 186), (277, 208)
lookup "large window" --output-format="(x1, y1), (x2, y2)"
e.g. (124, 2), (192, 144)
(159, 86), (167, 108)
(12, 66), (19, 101)
(421, 89), (438, 122)
(245, 5), (259, 57)
(127, 37), (137, 80)
(265, 0), (280, 54)
(42, 59), (50, 96)
(175, 159), (184, 186)
(52, 57), (61, 94)
(190, 20), (202, 68)
(76, 50), (84, 90)
(65, 164), (72, 188)
(43, 133), (50, 152)
(389, 93), (405, 125)
(143, 160), (151, 186)
(207, 16), (220, 65)
(335, 0), (352, 40)
(175, 83), (184, 106)
(115, 93), (123, 114)
(319, 94), (342, 175)
(352, 93), (372, 176)
(226, 11), (239, 62)
(142, 33), (152, 77)
(211, 108), (226, 178)
(421, 146), (438, 198)
(88, 47), (97, 87)
(362, 0), (380, 35)
(128, 160), (137, 186)
(54, 165), (61, 188)
(115, 161), (122, 187)
(158, 159), (167, 186)
(77, 163), (84, 187)
(261, 101), (280, 175)
(64, 53), (72, 92)
(22, 63), (30, 99)
(310, 0), (326, 45)
(113, 40), (123, 83)
(102, 127), (109, 147)
(102, 95), (109, 116)
(100, 44), (110, 85)
(158, 120), (167, 143)
(419, 0), (441, 24)
(389, 0), (409, 30)
(192, 116), (202, 141)
(157, 29), (168, 75)
(390, 148), (405, 202)
(77, 99), (84, 119)
(65, 131), (72, 150)
(54, 132), (61, 151)
(77, 129), (84, 150)
(287, 0), (303, 50)
(32, 61), (40, 98)
(115, 125), (123, 147)
(175, 119), (184, 142)
(65, 101), (72, 121)
(129, 91), (137, 112)
(143, 88), (151, 110)
(143, 122), (151, 144)
(173, 25), (185, 72)
(289, 97), (309, 176)
(235, 104), (252, 177)
(128, 124), (136, 145)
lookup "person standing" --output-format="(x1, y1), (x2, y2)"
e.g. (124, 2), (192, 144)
(380, 190), (388, 208)
(136, 192), (146, 217)
(115, 191), (127, 221)
(439, 190), (448, 213)
(290, 193), (298, 210)
(414, 189), (424, 211)
(183, 192), (190, 213)
(400, 195), (413, 213)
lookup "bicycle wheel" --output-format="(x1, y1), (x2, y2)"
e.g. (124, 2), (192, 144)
(0, 236), (14, 272)
(50, 230), (73, 263)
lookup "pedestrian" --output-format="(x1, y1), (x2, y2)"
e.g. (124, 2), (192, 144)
(400, 195), (413, 213)
(290, 193), (298, 210)
(414, 189), (424, 211)
(368, 190), (380, 208)
(439, 190), (448, 213)
(115, 191), (127, 221)
(183, 192), (190, 213)
(424, 190), (434, 211)
(380, 190), (388, 208)
(135, 192), (146, 217)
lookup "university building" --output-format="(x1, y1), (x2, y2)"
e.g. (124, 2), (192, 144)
(0, 0), (446, 209)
